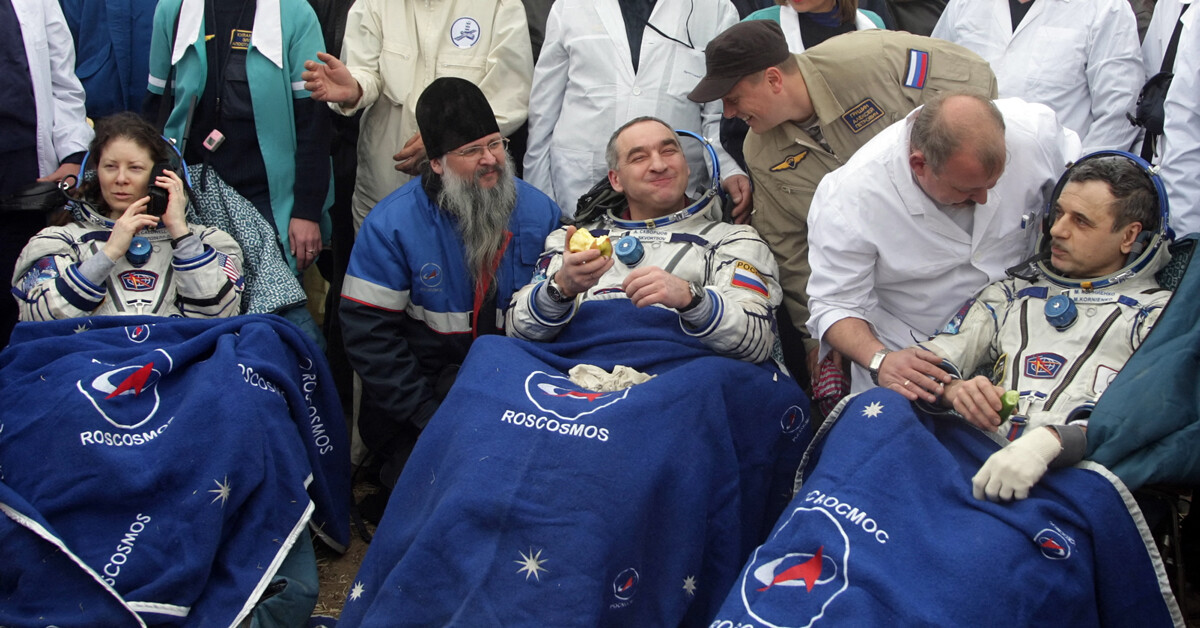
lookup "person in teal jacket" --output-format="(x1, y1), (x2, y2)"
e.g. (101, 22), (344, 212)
(145, 0), (332, 278)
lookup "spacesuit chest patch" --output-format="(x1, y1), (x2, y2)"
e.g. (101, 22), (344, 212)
(119, 270), (159, 292)
(841, 98), (886, 134)
(1024, 352), (1066, 379)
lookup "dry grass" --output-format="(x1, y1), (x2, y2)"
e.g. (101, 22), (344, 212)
(313, 482), (378, 618)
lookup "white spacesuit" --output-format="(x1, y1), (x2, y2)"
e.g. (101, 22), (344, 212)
(12, 201), (243, 320)
(919, 151), (1174, 441)
(507, 192), (781, 364)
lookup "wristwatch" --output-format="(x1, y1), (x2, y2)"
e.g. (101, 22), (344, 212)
(678, 282), (706, 313)
(868, 349), (891, 385)
(544, 275), (574, 303)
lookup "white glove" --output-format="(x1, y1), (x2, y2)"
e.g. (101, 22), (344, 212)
(972, 427), (1062, 501)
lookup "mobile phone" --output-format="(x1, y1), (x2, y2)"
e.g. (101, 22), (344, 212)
(146, 161), (172, 217)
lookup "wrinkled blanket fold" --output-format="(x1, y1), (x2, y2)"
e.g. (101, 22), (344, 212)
(340, 301), (811, 627)
(711, 388), (1181, 627)
(0, 315), (350, 627)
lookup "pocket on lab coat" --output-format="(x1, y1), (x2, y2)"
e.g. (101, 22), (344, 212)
(378, 42), (415, 107)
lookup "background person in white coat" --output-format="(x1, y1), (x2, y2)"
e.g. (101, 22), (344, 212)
(0, 0), (94, 346)
(931, 0), (1143, 154)
(805, 94), (1081, 400)
(1159, 7), (1200, 235)
(523, 0), (752, 221)
(302, 0), (534, 229)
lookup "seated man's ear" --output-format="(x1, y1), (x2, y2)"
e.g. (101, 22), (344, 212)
(608, 170), (625, 194)
(430, 157), (444, 176)
(1119, 221), (1145, 255)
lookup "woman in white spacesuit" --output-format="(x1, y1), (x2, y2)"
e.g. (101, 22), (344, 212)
(11, 113), (243, 320)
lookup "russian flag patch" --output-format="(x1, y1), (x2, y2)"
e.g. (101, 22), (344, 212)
(731, 261), (769, 298)
(905, 49), (929, 89)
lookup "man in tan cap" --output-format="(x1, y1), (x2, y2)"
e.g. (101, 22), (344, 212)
(688, 20), (996, 391)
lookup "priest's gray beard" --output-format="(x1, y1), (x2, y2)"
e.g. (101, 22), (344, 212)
(437, 155), (518, 292)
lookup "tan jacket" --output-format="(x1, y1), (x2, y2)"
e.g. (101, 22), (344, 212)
(333, 0), (533, 227)
(744, 30), (997, 346)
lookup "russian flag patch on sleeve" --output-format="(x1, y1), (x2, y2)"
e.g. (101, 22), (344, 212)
(731, 261), (769, 298)
(905, 49), (930, 89)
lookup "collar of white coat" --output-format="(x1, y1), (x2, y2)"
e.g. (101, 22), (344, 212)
(173, 0), (284, 68)
(776, 6), (879, 53)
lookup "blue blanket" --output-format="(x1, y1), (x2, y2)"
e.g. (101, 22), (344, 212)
(339, 300), (811, 627)
(710, 388), (1181, 627)
(0, 315), (350, 627)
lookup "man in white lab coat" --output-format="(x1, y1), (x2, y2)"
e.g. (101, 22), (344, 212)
(805, 94), (1080, 400)
(932, 0), (1143, 154)
(523, 0), (752, 220)
(1159, 6), (1200, 235)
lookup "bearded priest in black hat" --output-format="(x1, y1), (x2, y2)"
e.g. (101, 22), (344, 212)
(341, 77), (561, 506)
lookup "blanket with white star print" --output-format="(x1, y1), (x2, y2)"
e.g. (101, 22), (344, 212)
(710, 388), (1181, 627)
(0, 314), (350, 627)
(339, 300), (812, 627)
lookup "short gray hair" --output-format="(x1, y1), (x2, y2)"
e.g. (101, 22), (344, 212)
(605, 116), (677, 170)
(910, 93), (1006, 175)
(1065, 156), (1161, 232)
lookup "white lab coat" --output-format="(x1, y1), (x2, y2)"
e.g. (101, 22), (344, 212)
(1160, 8), (1200, 235)
(1142, 0), (1190, 74)
(932, 0), (1143, 154)
(806, 98), (1081, 394)
(524, 0), (743, 217)
(12, 0), (93, 177)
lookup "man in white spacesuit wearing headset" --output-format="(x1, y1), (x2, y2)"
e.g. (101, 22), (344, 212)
(901, 152), (1175, 502)
(507, 116), (781, 364)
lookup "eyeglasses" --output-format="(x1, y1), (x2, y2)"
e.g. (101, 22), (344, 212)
(450, 137), (510, 159)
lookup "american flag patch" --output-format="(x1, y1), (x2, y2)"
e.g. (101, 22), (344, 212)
(730, 260), (768, 298)
(218, 253), (241, 284)
(905, 49), (929, 89)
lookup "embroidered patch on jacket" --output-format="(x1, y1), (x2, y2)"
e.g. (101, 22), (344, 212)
(419, 262), (443, 288)
(1024, 352), (1067, 379)
(904, 49), (930, 89)
(731, 261), (768, 297)
(119, 270), (159, 292)
(18, 257), (58, 294)
(770, 150), (809, 172)
(940, 298), (975, 335)
(450, 17), (481, 48)
(216, 252), (244, 288)
(230, 29), (252, 51)
(841, 98), (886, 134)
(1092, 364), (1119, 395)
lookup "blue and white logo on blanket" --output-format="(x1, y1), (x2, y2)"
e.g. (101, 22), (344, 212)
(1034, 528), (1072, 560)
(525, 371), (628, 421)
(78, 362), (163, 429)
(736, 506), (849, 628)
(125, 324), (151, 344)
(780, 405), (810, 438)
(612, 567), (640, 603)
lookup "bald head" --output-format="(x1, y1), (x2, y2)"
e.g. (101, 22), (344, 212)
(910, 93), (1006, 177)
(909, 94), (1007, 209)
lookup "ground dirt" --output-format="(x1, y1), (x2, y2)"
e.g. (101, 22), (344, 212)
(314, 482), (377, 618)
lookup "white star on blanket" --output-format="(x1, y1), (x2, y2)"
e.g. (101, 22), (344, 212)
(862, 401), (884, 418)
